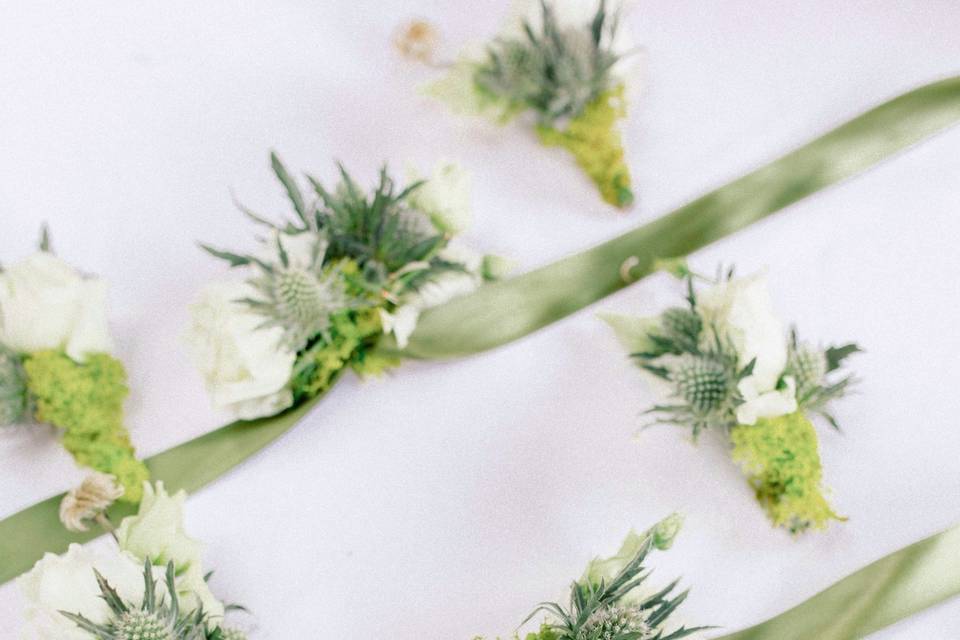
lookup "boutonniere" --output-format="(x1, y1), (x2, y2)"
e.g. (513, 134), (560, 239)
(478, 515), (705, 640)
(412, 0), (638, 209)
(187, 155), (507, 421)
(19, 475), (247, 639)
(0, 229), (149, 502)
(603, 265), (860, 533)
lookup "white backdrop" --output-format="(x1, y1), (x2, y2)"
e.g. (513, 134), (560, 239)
(2, 1), (960, 638)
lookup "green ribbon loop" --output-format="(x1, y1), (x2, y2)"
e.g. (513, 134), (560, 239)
(2, 77), (960, 638)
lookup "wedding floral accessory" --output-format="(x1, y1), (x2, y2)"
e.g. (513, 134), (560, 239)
(602, 265), (859, 533)
(424, 0), (637, 208)
(477, 515), (705, 640)
(188, 154), (503, 420)
(0, 230), (149, 502)
(21, 480), (246, 639)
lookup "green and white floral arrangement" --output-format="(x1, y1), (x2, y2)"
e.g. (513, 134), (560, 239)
(186, 154), (507, 421)
(20, 474), (246, 639)
(0, 230), (149, 502)
(475, 514), (706, 640)
(421, 0), (638, 209)
(602, 264), (859, 533)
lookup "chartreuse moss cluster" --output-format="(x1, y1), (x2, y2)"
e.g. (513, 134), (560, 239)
(23, 350), (149, 503)
(731, 412), (843, 533)
(537, 86), (633, 207)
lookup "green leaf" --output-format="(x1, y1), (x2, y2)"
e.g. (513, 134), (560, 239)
(271, 151), (308, 225)
(824, 343), (862, 372)
(394, 76), (960, 360)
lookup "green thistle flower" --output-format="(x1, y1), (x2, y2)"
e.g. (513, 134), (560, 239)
(673, 355), (731, 415)
(787, 344), (827, 401)
(577, 605), (651, 640)
(244, 238), (353, 353)
(61, 560), (214, 640)
(0, 343), (28, 425)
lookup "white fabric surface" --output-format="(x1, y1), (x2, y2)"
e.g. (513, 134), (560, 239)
(2, 1), (960, 637)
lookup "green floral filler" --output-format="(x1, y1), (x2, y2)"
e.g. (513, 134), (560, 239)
(731, 413), (843, 533)
(474, 516), (704, 640)
(24, 350), (149, 503)
(537, 86), (632, 207)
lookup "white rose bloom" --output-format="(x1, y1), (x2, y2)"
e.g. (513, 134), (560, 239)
(18, 544), (145, 639)
(185, 280), (296, 420)
(406, 162), (472, 235)
(697, 273), (788, 393)
(0, 252), (114, 361)
(116, 482), (224, 620)
(737, 376), (799, 425)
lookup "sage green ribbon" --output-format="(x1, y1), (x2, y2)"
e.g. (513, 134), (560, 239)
(713, 524), (960, 640)
(2, 77), (960, 637)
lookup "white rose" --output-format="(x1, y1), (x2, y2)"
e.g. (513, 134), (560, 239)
(115, 482), (224, 620)
(406, 162), (472, 235)
(0, 252), (114, 361)
(18, 544), (145, 639)
(736, 375), (799, 425)
(185, 280), (296, 420)
(697, 273), (787, 393)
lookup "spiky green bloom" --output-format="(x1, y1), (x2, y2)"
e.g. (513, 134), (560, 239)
(241, 235), (354, 353)
(0, 342), (28, 425)
(61, 560), (217, 640)
(659, 307), (703, 354)
(524, 523), (706, 640)
(537, 86), (632, 207)
(23, 350), (149, 502)
(786, 336), (860, 429)
(475, 0), (624, 126)
(673, 355), (731, 415)
(731, 412), (844, 533)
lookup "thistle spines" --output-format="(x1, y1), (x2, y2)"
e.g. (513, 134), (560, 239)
(577, 605), (651, 640)
(115, 609), (172, 640)
(0, 342), (28, 425)
(788, 344), (827, 401)
(673, 355), (731, 415)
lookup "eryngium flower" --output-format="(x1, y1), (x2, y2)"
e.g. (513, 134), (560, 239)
(61, 560), (214, 640)
(577, 605), (651, 640)
(0, 342), (28, 425)
(59, 472), (124, 532)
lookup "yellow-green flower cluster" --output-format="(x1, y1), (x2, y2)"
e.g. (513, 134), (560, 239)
(24, 350), (149, 503)
(537, 86), (633, 208)
(731, 412), (843, 533)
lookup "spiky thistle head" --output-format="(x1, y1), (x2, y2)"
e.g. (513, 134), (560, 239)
(241, 231), (355, 353)
(787, 343), (827, 401)
(0, 342), (28, 425)
(61, 560), (213, 640)
(672, 354), (732, 415)
(659, 307), (703, 355)
(576, 605), (651, 640)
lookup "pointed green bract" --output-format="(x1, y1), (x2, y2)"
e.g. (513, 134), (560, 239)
(23, 350), (149, 502)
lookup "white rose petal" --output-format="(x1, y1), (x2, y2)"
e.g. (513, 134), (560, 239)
(18, 544), (145, 640)
(407, 162), (472, 235)
(116, 481), (224, 620)
(736, 376), (798, 425)
(185, 280), (295, 421)
(0, 252), (113, 360)
(697, 273), (787, 392)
